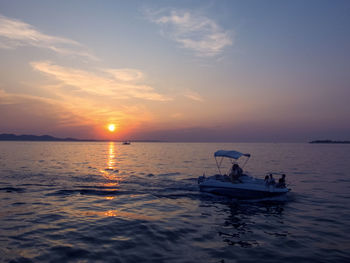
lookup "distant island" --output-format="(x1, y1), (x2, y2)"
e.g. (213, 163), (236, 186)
(0, 133), (163, 142)
(309, 140), (350, 144)
(0, 133), (94, 142)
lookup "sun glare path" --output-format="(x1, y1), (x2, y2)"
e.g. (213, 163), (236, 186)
(108, 124), (116, 132)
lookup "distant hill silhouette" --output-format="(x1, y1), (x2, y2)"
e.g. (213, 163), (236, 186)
(0, 133), (91, 141)
(309, 140), (350, 144)
(0, 133), (163, 142)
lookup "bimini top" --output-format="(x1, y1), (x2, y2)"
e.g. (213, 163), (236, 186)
(214, 150), (251, 160)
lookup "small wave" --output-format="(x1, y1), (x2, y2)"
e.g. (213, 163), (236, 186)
(157, 172), (181, 176)
(46, 188), (134, 196)
(333, 178), (350, 183)
(0, 187), (25, 193)
(241, 194), (290, 203)
(104, 168), (119, 173)
(153, 192), (201, 200)
(158, 186), (198, 192)
(222, 238), (259, 248)
(182, 177), (198, 182)
(19, 183), (54, 187)
(263, 230), (290, 237)
(12, 202), (26, 206)
(75, 185), (120, 190)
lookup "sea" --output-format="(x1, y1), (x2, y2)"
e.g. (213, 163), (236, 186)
(0, 142), (349, 263)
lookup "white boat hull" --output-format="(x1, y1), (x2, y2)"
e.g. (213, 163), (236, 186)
(198, 175), (289, 199)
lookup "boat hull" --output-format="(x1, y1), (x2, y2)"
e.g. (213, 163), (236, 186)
(198, 175), (289, 199)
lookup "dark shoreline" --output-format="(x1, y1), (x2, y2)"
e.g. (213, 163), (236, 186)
(309, 140), (350, 144)
(0, 133), (162, 142)
(0, 133), (91, 142)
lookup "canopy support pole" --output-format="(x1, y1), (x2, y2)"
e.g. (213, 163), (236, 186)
(242, 156), (250, 168)
(215, 157), (223, 175)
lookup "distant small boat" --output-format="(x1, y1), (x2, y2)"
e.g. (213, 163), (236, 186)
(122, 141), (131, 145)
(198, 150), (290, 199)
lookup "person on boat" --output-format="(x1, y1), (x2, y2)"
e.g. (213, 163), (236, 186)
(230, 164), (243, 183)
(234, 163), (243, 176)
(268, 174), (276, 185)
(277, 174), (286, 188)
(264, 175), (269, 185)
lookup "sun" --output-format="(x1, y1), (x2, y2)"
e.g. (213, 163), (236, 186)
(108, 124), (116, 132)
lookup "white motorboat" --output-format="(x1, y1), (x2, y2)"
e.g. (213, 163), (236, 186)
(198, 150), (290, 199)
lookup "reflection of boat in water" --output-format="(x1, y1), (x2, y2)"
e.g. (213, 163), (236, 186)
(218, 201), (286, 248)
(198, 150), (290, 199)
(122, 141), (131, 145)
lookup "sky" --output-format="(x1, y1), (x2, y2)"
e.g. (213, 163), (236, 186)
(0, 0), (349, 142)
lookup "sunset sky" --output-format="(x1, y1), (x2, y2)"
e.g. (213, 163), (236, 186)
(0, 0), (349, 142)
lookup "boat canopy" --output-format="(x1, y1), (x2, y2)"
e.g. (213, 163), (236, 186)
(214, 150), (251, 175)
(214, 150), (251, 160)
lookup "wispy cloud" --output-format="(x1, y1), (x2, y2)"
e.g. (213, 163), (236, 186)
(146, 9), (232, 57)
(184, 89), (204, 102)
(0, 14), (96, 60)
(31, 61), (171, 101)
(104, 69), (144, 82)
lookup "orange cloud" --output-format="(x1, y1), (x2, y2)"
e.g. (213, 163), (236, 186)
(31, 61), (171, 101)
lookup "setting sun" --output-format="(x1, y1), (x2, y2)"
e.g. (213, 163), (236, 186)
(108, 124), (116, 132)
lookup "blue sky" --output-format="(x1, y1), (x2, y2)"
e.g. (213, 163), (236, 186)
(0, 0), (349, 141)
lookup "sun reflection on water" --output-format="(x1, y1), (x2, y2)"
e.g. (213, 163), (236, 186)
(99, 142), (121, 192)
(81, 209), (155, 221)
(107, 141), (116, 170)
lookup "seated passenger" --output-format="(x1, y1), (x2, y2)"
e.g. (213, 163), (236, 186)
(277, 174), (286, 188)
(268, 174), (276, 186)
(264, 175), (269, 185)
(230, 164), (242, 183)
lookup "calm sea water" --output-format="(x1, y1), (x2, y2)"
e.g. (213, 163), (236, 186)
(0, 142), (349, 263)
